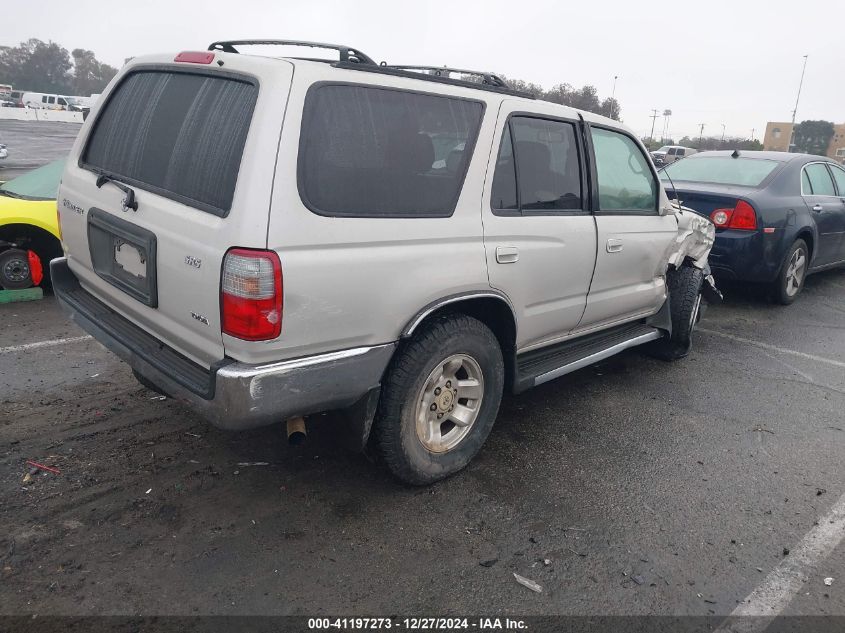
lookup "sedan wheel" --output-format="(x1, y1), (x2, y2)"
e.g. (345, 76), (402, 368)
(784, 248), (806, 298)
(774, 239), (809, 305)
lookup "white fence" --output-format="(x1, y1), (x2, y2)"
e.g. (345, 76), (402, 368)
(0, 108), (83, 123)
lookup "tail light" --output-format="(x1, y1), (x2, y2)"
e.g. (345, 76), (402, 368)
(710, 200), (758, 231)
(221, 248), (283, 341)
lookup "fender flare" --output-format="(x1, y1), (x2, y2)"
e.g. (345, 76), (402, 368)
(400, 290), (517, 339)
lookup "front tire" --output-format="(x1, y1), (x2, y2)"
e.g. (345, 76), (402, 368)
(650, 266), (704, 361)
(372, 315), (504, 485)
(773, 239), (808, 305)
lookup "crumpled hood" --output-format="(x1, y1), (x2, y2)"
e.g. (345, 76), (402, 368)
(664, 204), (715, 270)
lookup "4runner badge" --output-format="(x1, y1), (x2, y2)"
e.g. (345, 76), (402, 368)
(62, 199), (84, 215)
(191, 312), (209, 326)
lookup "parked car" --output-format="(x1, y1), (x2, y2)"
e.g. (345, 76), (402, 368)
(0, 143), (7, 160)
(0, 160), (65, 289)
(7, 90), (25, 108)
(660, 150), (845, 303)
(652, 145), (697, 167)
(52, 40), (716, 484)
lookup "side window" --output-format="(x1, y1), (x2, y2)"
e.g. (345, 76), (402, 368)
(42, 96), (47, 103)
(677, 149), (685, 157)
(802, 169), (813, 194)
(299, 85), (483, 218)
(804, 163), (836, 196)
(58, 97), (67, 106)
(591, 127), (658, 213)
(828, 164), (845, 195)
(509, 117), (582, 211)
(490, 127), (518, 211)
(48, 96), (55, 104)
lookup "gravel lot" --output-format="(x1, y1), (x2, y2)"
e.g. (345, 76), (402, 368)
(0, 120), (843, 621)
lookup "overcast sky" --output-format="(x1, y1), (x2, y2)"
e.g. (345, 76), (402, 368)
(2, 0), (841, 141)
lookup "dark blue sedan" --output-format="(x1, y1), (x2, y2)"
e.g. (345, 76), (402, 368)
(660, 150), (845, 303)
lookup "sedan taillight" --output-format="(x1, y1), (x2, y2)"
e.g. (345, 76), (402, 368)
(710, 200), (758, 231)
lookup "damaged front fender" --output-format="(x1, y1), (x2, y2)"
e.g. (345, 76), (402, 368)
(664, 204), (716, 271)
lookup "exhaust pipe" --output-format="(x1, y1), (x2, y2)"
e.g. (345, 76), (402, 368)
(286, 416), (307, 445)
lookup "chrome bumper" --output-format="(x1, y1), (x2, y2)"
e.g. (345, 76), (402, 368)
(51, 257), (395, 430)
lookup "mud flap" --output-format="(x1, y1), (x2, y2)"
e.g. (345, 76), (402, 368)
(337, 387), (381, 452)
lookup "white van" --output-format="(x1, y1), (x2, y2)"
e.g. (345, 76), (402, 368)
(22, 92), (71, 110)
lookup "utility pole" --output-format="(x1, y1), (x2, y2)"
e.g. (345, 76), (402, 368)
(721, 123), (726, 143)
(787, 54), (809, 153)
(662, 109), (672, 143)
(649, 109), (659, 143)
(698, 123), (705, 147)
(751, 128), (755, 141)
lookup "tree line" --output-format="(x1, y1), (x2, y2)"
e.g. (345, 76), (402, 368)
(502, 76), (621, 120)
(0, 38), (118, 96)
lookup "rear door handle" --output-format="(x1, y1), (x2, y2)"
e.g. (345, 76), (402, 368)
(812, 204), (823, 212)
(606, 238), (624, 253)
(496, 246), (519, 264)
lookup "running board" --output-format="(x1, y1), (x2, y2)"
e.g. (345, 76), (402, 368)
(515, 323), (662, 391)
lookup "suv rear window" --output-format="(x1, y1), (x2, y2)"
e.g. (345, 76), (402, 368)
(82, 69), (257, 216)
(299, 84), (484, 217)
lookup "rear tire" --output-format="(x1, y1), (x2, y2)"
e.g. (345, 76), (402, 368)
(650, 266), (704, 361)
(773, 239), (808, 305)
(0, 249), (34, 290)
(371, 315), (504, 485)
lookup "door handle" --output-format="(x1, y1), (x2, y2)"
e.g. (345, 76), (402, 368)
(606, 238), (624, 253)
(496, 246), (519, 264)
(812, 204), (823, 212)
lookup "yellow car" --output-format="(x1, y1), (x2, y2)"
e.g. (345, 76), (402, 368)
(0, 159), (64, 289)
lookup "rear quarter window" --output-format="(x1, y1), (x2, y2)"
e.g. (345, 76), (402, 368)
(82, 68), (258, 216)
(298, 84), (484, 218)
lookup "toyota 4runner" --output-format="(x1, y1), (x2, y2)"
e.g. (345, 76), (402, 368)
(52, 40), (717, 484)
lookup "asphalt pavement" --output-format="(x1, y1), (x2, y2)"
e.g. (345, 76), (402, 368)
(1, 273), (843, 617)
(0, 120), (81, 181)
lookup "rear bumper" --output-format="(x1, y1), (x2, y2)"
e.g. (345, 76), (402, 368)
(51, 258), (395, 430)
(708, 230), (782, 283)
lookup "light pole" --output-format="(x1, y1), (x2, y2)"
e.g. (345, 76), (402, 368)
(751, 128), (755, 141)
(649, 109), (659, 144)
(788, 54), (809, 153)
(611, 75), (618, 101)
(698, 123), (705, 147)
(721, 123), (726, 143)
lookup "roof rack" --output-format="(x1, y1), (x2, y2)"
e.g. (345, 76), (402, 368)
(333, 62), (535, 99)
(207, 40), (376, 65)
(384, 65), (508, 88)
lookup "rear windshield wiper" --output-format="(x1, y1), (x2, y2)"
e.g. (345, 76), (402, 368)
(95, 173), (138, 211)
(0, 188), (25, 199)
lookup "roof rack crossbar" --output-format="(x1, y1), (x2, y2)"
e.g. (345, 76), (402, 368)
(207, 40), (376, 65)
(384, 65), (508, 88)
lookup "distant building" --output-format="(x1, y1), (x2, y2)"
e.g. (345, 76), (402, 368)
(763, 121), (845, 163)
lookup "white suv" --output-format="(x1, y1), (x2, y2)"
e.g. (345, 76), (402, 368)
(52, 40), (717, 484)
